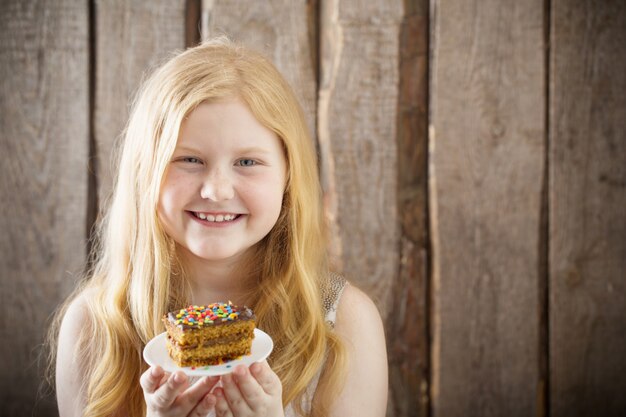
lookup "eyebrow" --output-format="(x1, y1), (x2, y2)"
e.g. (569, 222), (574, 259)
(174, 145), (201, 154)
(174, 144), (273, 155)
(234, 146), (273, 155)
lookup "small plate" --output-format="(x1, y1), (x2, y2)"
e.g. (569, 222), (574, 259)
(143, 328), (273, 376)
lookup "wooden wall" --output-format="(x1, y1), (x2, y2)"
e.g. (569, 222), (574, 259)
(1, 1), (89, 415)
(0, 0), (624, 416)
(549, 1), (626, 415)
(430, 0), (546, 414)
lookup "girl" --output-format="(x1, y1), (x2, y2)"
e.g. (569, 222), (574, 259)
(50, 38), (387, 417)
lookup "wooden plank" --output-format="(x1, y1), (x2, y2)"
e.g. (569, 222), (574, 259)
(318, 4), (404, 415)
(429, 1), (545, 415)
(318, 0), (403, 319)
(201, 0), (318, 140)
(549, 1), (626, 416)
(185, 0), (202, 47)
(94, 0), (186, 204)
(0, 0), (89, 415)
(387, 0), (430, 416)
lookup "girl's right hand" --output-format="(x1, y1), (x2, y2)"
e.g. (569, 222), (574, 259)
(140, 365), (220, 416)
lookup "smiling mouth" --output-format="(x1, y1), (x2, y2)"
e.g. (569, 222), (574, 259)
(190, 212), (241, 223)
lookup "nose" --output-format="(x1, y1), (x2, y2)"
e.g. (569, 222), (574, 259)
(200, 168), (234, 201)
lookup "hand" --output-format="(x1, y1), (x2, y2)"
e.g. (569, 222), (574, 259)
(140, 365), (220, 416)
(213, 361), (284, 417)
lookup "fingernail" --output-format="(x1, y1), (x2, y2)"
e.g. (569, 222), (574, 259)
(250, 362), (262, 374)
(150, 367), (160, 377)
(235, 365), (247, 376)
(174, 372), (185, 384)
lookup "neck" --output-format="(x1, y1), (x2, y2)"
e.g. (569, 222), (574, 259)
(177, 247), (254, 307)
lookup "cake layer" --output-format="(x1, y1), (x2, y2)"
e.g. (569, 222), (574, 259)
(162, 302), (256, 367)
(164, 318), (255, 346)
(168, 329), (254, 350)
(166, 337), (253, 367)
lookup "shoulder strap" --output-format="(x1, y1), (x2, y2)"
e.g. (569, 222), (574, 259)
(322, 272), (347, 328)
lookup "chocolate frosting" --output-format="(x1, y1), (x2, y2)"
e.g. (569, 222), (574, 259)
(165, 303), (255, 330)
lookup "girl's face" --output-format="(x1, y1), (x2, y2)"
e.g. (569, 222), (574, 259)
(158, 98), (287, 266)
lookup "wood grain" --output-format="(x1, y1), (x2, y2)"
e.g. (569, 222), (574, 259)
(201, 0), (318, 141)
(4, 2), (623, 416)
(429, 0), (545, 415)
(94, 0), (186, 205)
(0, 0), (89, 414)
(387, 0), (430, 416)
(318, 0), (403, 320)
(549, 1), (626, 415)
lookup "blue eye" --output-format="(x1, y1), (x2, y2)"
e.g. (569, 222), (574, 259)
(237, 159), (256, 167)
(182, 157), (202, 164)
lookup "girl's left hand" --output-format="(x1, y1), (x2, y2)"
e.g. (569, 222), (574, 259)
(213, 361), (284, 417)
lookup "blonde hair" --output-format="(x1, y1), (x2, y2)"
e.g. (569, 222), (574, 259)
(46, 38), (346, 416)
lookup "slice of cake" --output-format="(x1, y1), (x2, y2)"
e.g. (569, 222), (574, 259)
(162, 302), (256, 367)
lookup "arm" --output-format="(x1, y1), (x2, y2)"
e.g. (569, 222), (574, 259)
(58, 294), (219, 417)
(56, 295), (89, 417)
(320, 283), (389, 416)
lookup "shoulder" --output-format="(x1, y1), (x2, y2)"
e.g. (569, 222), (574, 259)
(59, 290), (94, 340)
(334, 283), (384, 342)
(56, 291), (94, 416)
(58, 291), (93, 360)
(330, 283), (388, 416)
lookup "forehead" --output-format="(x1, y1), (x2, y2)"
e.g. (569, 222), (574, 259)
(178, 98), (280, 148)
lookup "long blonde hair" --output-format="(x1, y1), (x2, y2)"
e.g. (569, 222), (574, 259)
(46, 38), (346, 416)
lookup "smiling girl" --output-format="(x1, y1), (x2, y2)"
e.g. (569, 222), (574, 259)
(49, 38), (387, 417)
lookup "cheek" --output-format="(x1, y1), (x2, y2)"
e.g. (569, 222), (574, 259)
(156, 193), (176, 237)
(241, 180), (285, 218)
(160, 173), (194, 204)
(157, 186), (177, 218)
(158, 177), (190, 221)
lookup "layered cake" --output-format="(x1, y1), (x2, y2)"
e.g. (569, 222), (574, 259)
(163, 302), (256, 367)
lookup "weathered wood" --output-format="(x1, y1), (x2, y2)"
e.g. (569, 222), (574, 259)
(0, 0), (89, 414)
(201, 0), (318, 140)
(549, 1), (626, 416)
(185, 0), (202, 47)
(387, 0), (430, 416)
(318, 6), (404, 415)
(318, 0), (403, 320)
(429, 1), (545, 415)
(94, 0), (186, 205)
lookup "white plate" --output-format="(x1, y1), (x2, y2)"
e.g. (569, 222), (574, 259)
(143, 328), (273, 376)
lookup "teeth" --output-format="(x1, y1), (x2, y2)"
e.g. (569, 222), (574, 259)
(195, 212), (237, 222)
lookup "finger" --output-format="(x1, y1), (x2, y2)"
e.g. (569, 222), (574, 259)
(221, 372), (250, 413)
(177, 375), (220, 406)
(250, 361), (282, 397)
(140, 366), (165, 394)
(158, 372), (169, 387)
(214, 388), (233, 417)
(153, 371), (188, 409)
(232, 365), (265, 407)
(187, 392), (217, 417)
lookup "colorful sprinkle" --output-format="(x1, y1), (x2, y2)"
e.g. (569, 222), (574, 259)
(170, 302), (244, 329)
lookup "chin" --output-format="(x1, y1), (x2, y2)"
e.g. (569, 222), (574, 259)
(190, 247), (243, 262)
